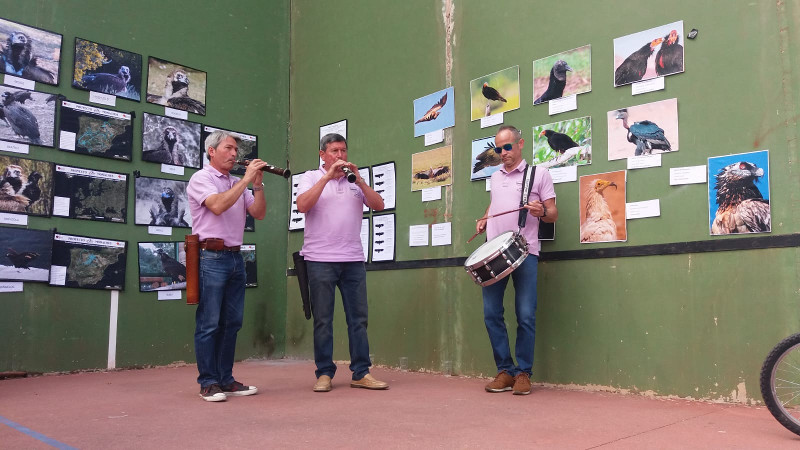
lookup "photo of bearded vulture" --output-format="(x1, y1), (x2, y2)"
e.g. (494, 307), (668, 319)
(711, 161), (770, 235)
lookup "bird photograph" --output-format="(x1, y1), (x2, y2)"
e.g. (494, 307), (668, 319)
(413, 87), (454, 137)
(469, 65), (520, 120)
(134, 176), (192, 228)
(471, 135), (503, 180)
(708, 151), (771, 235)
(579, 171), (627, 243)
(146, 57), (207, 116)
(0, 19), (62, 85)
(0, 226), (52, 282)
(72, 38), (142, 101)
(411, 145), (452, 191)
(532, 116), (592, 169)
(0, 155), (54, 216)
(613, 20), (684, 87)
(0, 86), (56, 147)
(137, 243), (187, 291)
(141, 112), (202, 169)
(533, 45), (591, 105)
(607, 98), (678, 161)
(242, 246), (258, 287)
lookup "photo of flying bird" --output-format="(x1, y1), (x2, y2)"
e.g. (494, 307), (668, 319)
(534, 60), (572, 104)
(80, 65), (132, 96)
(655, 29), (683, 76)
(415, 92), (447, 124)
(580, 179), (619, 243)
(614, 37), (663, 86)
(482, 82), (507, 103)
(614, 108), (671, 156)
(5, 247), (38, 269)
(1, 90), (41, 144)
(710, 160), (770, 235)
(473, 140), (502, 173)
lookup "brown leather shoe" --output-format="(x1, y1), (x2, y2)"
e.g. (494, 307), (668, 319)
(513, 372), (532, 395)
(485, 370), (514, 392)
(313, 375), (332, 392)
(350, 374), (389, 390)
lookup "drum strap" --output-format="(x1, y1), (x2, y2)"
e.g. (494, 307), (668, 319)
(518, 164), (537, 228)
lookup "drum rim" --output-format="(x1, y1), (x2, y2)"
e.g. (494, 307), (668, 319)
(464, 231), (516, 267)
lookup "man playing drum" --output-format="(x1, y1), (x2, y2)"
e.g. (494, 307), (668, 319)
(475, 125), (558, 395)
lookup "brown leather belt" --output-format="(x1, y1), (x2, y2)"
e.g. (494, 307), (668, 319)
(199, 239), (240, 252)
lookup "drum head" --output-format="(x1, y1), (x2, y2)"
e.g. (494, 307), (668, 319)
(465, 231), (514, 266)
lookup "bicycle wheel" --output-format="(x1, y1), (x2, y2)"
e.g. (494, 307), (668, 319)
(760, 333), (800, 436)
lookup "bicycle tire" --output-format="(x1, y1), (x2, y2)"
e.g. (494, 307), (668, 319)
(760, 332), (800, 436)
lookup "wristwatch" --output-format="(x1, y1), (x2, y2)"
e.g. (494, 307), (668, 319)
(252, 182), (264, 192)
(541, 205), (547, 218)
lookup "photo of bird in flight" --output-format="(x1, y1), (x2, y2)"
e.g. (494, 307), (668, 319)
(412, 87), (454, 137)
(415, 92), (447, 124)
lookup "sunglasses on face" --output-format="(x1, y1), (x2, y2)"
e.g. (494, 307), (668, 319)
(493, 143), (514, 154)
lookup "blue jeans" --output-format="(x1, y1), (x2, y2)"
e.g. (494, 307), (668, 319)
(307, 261), (372, 380)
(194, 249), (246, 387)
(481, 255), (538, 377)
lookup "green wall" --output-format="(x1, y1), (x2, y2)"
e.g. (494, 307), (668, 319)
(0, 0), (290, 372)
(286, 0), (800, 402)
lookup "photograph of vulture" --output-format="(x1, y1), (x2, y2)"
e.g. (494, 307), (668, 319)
(241, 245), (258, 287)
(469, 66), (520, 120)
(146, 57), (207, 116)
(533, 45), (591, 105)
(72, 38), (142, 101)
(0, 226), (52, 282)
(134, 176), (192, 228)
(533, 116), (592, 169)
(471, 135), (502, 180)
(411, 145), (452, 191)
(708, 151), (771, 235)
(0, 18), (62, 86)
(137, 242), (187, 291)
(413, 86), (454, 137)
(0, 86), (56, 147)
(49, 234), (127, 290)
(201, 125), (258, 176)
(606, 98), (678, 161)
(613, 20), (684, 87)
(579, 171), (627, 243)
(141, 112), (202, 169)
(0, 155), (54, 216)
(58, 100), (134, 160)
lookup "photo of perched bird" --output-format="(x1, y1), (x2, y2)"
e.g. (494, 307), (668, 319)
(580, 179), (619, 243)
(5, 247), (39, 269)
(655, 29), (683, 76)
(534, 60), (572, 104)
(155, 247), (186, 284)
(1, 90), (41, 144)
(415, 92), (447, 124)
(482, 82), (507, 103)
(147, 64), (206, 115)
(710, 160), (770, 235)
(540, 129), (580, 154)
(470, 66), (520, 121)
(614, 37), (663, 86)
(80, 65), (132, 96)
(0, 31), (56, 84)
(614, 108), (671, 156)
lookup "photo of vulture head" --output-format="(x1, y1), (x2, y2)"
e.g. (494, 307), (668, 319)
(146, 58), (207, 115)
(534, 59), (572, 105)
(655, 29), (683, 76)
(0, 156), (53, 215)
(163, 69), (205, 115)
(0, 163), (30, 212)
(0, 31), (56, 84)
(710, 159), (770, 235)
(614, 108), (671, 156)
(614, 37), (663, 86)
(80, 65), (132, 95)
(1, 90), (41, 144)
(155, 247), (186, 284)
(414, 92), (447, 124)
(580, 178), (618, 243)
(6, 247), (38, 269)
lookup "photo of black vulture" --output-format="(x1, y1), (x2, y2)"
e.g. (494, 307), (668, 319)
(58, 100), (133, 160)
(53, 164), (128, 223)
(708, 151), (771, 235)
(72, 38), (142, 101)
(655, 29), (684, 76)
(534, 60), (572, 105)
(613, 21), (685, 87)
(201, 125), (258, 175)
(134, 176), (191, 228)
(142, 112), (202, 169)
(0, 84), (56, 146)
(146, 57), (206, 116)
(241, 245), (257, 287)
(137, 242), (187, 291)
(49, 233), (127, 290)
(0, 154), (54, 216)
(606, 98), (678, 161)
(0, 18), (61, 86)
(0, 226), (52, 282)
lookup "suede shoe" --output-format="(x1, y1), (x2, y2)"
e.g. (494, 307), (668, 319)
(513, 372), (532, 395)
(313, 375), (332, 392)
(350, 374), (389, 390)
(485, 370), (514, 393)
(221, 380), (258, 396)
(199, 383), (227, 402)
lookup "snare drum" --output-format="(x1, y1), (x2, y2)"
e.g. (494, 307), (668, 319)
(464, 231), (528, 286)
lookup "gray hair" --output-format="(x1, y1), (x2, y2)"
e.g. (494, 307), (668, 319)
(320, 133), (347, 152)
(205, 130), (240, 155)
(497, 125), (522, 142)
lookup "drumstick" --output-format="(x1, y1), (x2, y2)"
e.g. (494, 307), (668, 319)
(466, 230), (483, 243)
(474, 206), (526, 222)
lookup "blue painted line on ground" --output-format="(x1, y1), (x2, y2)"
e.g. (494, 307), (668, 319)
(0, 414), (77, 449)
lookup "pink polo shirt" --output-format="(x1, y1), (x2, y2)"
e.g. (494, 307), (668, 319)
(187, 165), (254, 247)
(299, 166), (367, 262)
(487, 160), (556, 256)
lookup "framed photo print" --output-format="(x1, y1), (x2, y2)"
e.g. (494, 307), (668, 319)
(0, 17), (62, 85)
(133, 175), (191, 228)
(72, 37), (142, 101)
(145, 56), (206, 115)
(141, 112), (202, 168)
(58, 100), (133, 160)
(0, 84), (57, 147)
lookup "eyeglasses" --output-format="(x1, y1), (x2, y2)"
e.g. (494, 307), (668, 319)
(493, 143), (514, 154)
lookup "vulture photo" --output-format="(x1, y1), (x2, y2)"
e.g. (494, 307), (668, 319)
(580, 179), (618, 243)
(534, 59), (573, 104)
(415, 92), (447, 124)
(614, 108), (671, 156)
(655, 30), (683, 76)
(482, 82), (507, 103)
(614, 37), (663, 86)
(473, 140), (502, 173)
(6, 247), (39, 269)
(0, 164), (31, 212)
(414, 166), (450, 180)
(0, 32), (55, 84)
(80, 65), (132, 96)
(155, 248), (186, 284)
(1, 91), (41, 144)
(711, 161), (770, 234)
(165, 69), (205, 115)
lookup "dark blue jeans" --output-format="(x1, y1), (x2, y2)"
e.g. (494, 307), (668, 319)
(194, 249), (246, 388)
(481, 255), (538, 377)
(307, 261), (372, 380)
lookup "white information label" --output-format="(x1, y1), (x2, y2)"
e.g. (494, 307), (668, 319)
(431, 222), (452, 246)
(0, 141), (29, 154)
(0, 212), (27, 225)
(632, 77), (665, 95)
(480, 112), (504, 128)
(549, 166), (578, 184)
(320, 119), (347, 140)
(89, 91), (116, 106)
(59, 131), (77, 151)
(421, 186), (442, 202)
(165, 107), (189, 120)
(53, 196), (71, 216)
(161, 164), (185, 176)
(485, 179), (491, 191)
(49, 266), (67, 286)
(424, 129), (444, 146)
(627, 154), (662, 170)
(0, 281), (23, 293)
(3, 74), (34, 90)
(548, 95), (577, 115)
(409, 224), (429, 247)
(158, 290), (182, 301)
(670, 165), (707, 185)
(360, 218), (369, 261)
(148, 226), (172, 236)
(626, 199), (661, 219)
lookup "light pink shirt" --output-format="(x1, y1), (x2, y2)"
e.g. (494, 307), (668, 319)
(299, 166), (367, 262)
(487, 160), (556, 256)
(187, 165), (254, 247)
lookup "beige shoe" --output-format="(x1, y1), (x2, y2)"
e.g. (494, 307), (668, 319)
(313, 375), (332, 392)
(350, 373), (389, 390)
